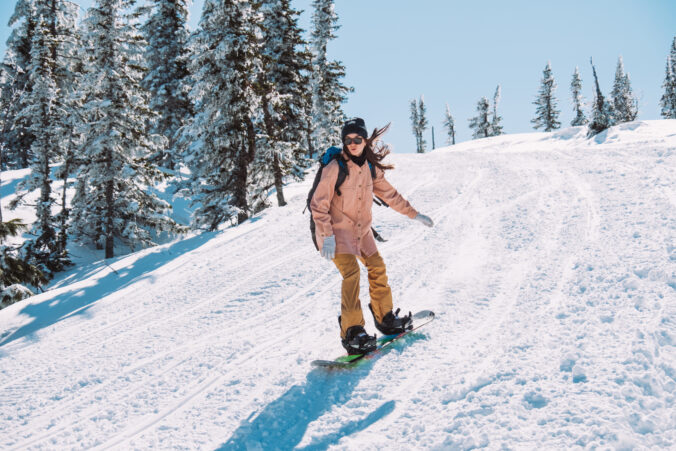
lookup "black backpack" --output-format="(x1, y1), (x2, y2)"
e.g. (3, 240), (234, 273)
(305, 146), (388, 250)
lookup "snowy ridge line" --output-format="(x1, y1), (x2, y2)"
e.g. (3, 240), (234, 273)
(3, 258), (339, 449)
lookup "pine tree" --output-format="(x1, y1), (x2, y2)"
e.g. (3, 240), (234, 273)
(54, 26), (85, 258)
(588, 57), (613, 137)
(309, 0), (350, 152)
(660, 37), (676, 119)
(443, 103), (455, 145)
(72, 0), (179, 258)
(181, 0), (262, 228)
(0, 65), (24, 176)
(141, 0), (193, 170)
(531, 62), (561, 132)
(9, 0), (79, 274)
(490, 84), (503, 136)
(611, 56), (638, 123)
(570, 66), (588, 126)
(254, 0), (312, 208)
(409, 98), (420, 152)
(0, 219), (47, 310)
(1, 0), (37, 168)
(417, 95), (428, 153)
(468, 97), (490, 139)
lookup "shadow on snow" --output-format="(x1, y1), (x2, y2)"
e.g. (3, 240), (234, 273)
(0, 231), (217, 349)
(218, 334), (428, 450)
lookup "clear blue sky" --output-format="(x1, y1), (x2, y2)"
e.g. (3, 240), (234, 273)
(1, 0), (674, 152)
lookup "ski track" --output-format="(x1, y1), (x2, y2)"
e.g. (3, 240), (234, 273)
(1, 121), (675, 449)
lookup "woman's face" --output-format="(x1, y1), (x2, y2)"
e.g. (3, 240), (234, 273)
(344, 133), (366, 157)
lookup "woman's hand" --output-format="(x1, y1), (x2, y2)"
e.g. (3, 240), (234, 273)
(320, 235), (336, 261)
(414, 214), (434, 228)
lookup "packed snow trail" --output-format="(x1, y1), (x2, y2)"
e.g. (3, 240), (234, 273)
(0, 121), (674, 450)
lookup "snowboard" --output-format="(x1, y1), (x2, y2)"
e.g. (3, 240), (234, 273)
(311, 310), (435, 369)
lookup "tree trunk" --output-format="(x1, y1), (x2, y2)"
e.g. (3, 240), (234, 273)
(58, 156), (70, 254)
(0, 145), (3, 223)
(306, 124), (314, 159)
(234, 118), (257, 225)
(261, 95), (286, 207)
(104, 145), (114, 258)
(105, 177), (114, 259)
(273, 153), (286, 207)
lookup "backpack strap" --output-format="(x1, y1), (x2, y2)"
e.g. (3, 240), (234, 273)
(335, 160), (348, 196)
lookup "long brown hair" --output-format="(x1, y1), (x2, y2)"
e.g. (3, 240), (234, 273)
(342, 122), (394, 171)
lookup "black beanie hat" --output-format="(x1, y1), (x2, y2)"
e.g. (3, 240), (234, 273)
(341, 118), (368, 142)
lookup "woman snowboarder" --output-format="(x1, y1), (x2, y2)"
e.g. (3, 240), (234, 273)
(310, 118), (434, 354)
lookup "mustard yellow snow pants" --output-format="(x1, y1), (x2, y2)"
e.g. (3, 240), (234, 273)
(333, 252), (393, 339)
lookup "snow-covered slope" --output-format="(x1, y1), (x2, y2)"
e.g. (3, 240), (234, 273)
(1, 121), (675, 450)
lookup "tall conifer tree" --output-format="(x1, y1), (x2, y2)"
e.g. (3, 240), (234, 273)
(72, 0), (178, 258)
(181, 0), (262, 228)
(468, 97), (490, 139)
(9, 0), (79, 273)
(443, 103), (456, 145)
(611, 56), (638, 123)
(141, 0), (193, 170)
(1, 0), (37, 168)
(409, 98), (420, 152)
(491, 84), (504, 136)
(588, 57), (613, 137)
(417, 95), (428, 153)
(659, 37), (676, 119)
(309, 0), (349, 152)
(531, 62), (561, 132)
(570, 66), (588, 126)
(254, 0), (311, 208)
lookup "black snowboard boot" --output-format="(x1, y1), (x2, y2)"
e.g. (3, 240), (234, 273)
(369, 304), (413, 336)
(340, 317), (377, 355)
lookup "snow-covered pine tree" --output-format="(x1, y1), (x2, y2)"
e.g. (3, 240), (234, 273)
(468, 97), (491, 139)
(0, 65), (24, 175)
(409, 98), (420, 152)
(611, 56), (638, 123)
(181, 0), (262, 228)
(490, 84), (503, 136)
(570, 66), (588, 126)
(659, 37), (676, 119)
(443, 103), (456, 145)
(72, 0), (179, 258)
(588, 57), (614, 137)
(9, 0), (79, 274)
(531, 62), (561, 132)
(1, 0), (37, 169)
(141, 0), (193, 170)
(309, 0), (350, 152)
(54, 25), (85, 257)
(0, 219), (47, 309)
(254, 0), (312, 208)
(417, 95), (428, 153)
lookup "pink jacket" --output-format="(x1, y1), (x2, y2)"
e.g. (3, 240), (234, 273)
(310, 153), (418, 257)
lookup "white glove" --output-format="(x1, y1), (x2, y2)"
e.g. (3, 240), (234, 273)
(320, 235), (336, 261)
(414, 213), (434, 228)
